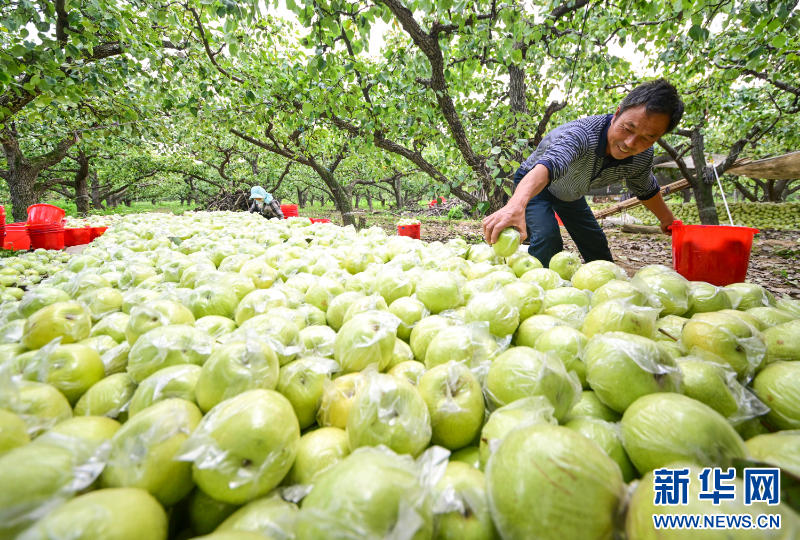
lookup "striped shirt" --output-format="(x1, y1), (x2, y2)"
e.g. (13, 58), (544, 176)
(520, 114), (660, 202)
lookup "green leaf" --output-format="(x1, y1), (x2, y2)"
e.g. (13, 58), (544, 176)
(771, 34), (787, 48)
(302, 102), (313, 115)
(687, 25), (704, 41)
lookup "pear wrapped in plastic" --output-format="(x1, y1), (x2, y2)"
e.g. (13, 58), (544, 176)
(591, 279), (649, 307)
(486, 424), (626, 540)
(346, 371), (432, 457)
(73, 372), (137, 419)
(0, 409), (29, 455)
(234, 288), (289, 326)
(548, 250), (581, 280)
(621, 393), (748, 474)
(126, 325), (214, 383)
(22, 301), (91, 349)
(187, 284), (240, 320)
(276, 356), (339, 429)
(17, 287), (71, 318)
(334, 310), (400, 373)
(464, 292), (520, 337)
(565, 418), (637, 482)
(582, 299), (659, 339)
(101, 398), (203, 506)
(129, 364), (202, 417)
(724, 281), (776, 310)
(484, 346), (580, 420)
(680, 311), (766, 379)
(491, 227), (520, 258)
(22, 341), (106, 406)
(424, 322), (503, 371)
(534, 325), (589, 388)
(685, 281), (732, 315)
(763, 319), (800, 363)
(287, 426), (351, 486)
(583, 332), (682, 413)
(177, 389), (300, 505)
(752, 361), (800, 430)
(479, 396), (557, 470)
(90, 311), (130, 343)
(746, 432), (800, 477)
(0, 378), (73, 438)
(632, 269), (692, 316)
(298, 325), (336, 358)
(513, 314), (565, 347)
(125, 300), (195, 345)
(432, 461), (498, 540)
(317, 372), (366, 429)
(235, 315), (302, 366)
(216, 493), (300, 539)
(571, 260), (627, 291)
(294, 446), (438, 540)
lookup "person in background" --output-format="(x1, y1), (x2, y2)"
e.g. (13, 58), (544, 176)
(249, 186), (284, 220)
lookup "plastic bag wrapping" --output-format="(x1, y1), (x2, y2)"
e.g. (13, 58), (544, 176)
(233, 288), (289, 326)
(176, 389), (300, 505)
(571, 260), (629, 292)
(513, 314), (566, 347)
(126, 301), (195, 344)
(464, 292), (520, 337)
(101, 398), (202, 506)
(653, 314), (688, 343)
(0, 432), (111, 538)
(219, 254), (254, 273)
(631, 271), (692, 317)
(22, 338), (105, 405)
(620, 392), (748, 473)
(293, 445), (437, 540)
(234, 316), (302, 366)
(747, 306), (799, 328)
(423, 322), (506, 374)
(62, 269), (111, 299)
(485, 423), (626, 540)
(121, 288), (160, 314)
(417, 361), (484, 449)
(298, 325), (337, 358)
(128, 364), (201, 417)
(582, 332), (682, 414)
(0, 360), (72, 435)
(503, 281), (545, 321)
(21, 300), (92, 349)
(118, 264), (158, 290)
(725, 282), (776, 310)
(304, 276), (345, 312)
(564, 417), (637, 482)
(195, 315), (238, 342)
(160, 258), (196, 283)
(259, 306), (307, 330)
(334, 310), (400, 373)
(346, 370), (432, 458)
(73, 372), (136, 419)
(196, 337), (282, 413)
(217, 492), (299, 540)
(776, 296), (800, 317)
(157, 286), (194, 306)
(581, 299), (660, 339)
(680, 311), (766, 381)
(484, 347), (581, 420)
(752, 361), (800, 430)
(533, 325), (589, 388)
(17, 287), (71, 318)
(479, 395), (558, 469)
(685, 281), (732, 315)
(97, 341), (130, 376)
(764, 319), (800, 364)
(413, 271), (465, 315)
(276, 356), (340, 429)
(341, 294), (390, 327)
(325, 291), (366, 332)
(543, 303), (588, 329)
(375, 266), (414, 306)
(284, 273), (319, 295)
(126, 324), (214, 383)
(676, 352), (769, 425)
(0, 301), (23, 326)
(0, 318), (24, 344)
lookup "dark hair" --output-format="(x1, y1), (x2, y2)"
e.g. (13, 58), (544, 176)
(618, 79), (684, 134)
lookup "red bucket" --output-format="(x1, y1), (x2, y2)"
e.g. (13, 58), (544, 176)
(397, 223), (421, 240)
(27, 204), (66, 224)
(555, 212), (563, 226)
(89, 226), (108, 240)
(310, 218), (331, 224)
(281, 204), (299, 218)
(670, 221), (759, 286)
(65, 227), (92, 246)
(28, 228), (65, 250)
(4, 223), (29, 250)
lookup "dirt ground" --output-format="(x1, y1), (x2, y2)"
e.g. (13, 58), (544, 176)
(302, 208), (800, 300)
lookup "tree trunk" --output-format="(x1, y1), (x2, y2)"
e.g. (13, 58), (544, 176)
(379, 194), (385, 207)
(326, 176), (355, 226)
(354, 193), (361, 209)
(74, 150), (91, 216)
(689, 129), (719, 225)
(5, 168), (39, 222)
(366, 189), (373, 211)
(124, 198), (132, 207)
(90, 172), (106, 210)
(682, 189), (692, 203)
(393, 176), (403, 208)
(297, 187), (304, 208)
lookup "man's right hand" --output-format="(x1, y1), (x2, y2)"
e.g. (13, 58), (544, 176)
(482, 203), (528, 245)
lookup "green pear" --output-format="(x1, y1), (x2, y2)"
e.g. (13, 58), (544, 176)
(127, 325), (213, 383)
(542, 304), (588, 329)
(342, 294), (389, 325)
(298, 325), (336, 359)
(543, 286), (590, 309)
(0, 379), (72, 437)
(185, 488), (239, 536)
(752, 361), (800, 430)
(417, 361), (485, 451)
(125, 300), (196, 345)
(0, 318), (25, 344)
(23, 343), (106, 406)
(385, 337), (415, 370)
(492, 227), (520, 258)
(410, 315), (454, 361)
(548, 251), (581, 280)
(16, 487), (168, 540)
(433, 462), (498, 540)
(195, 339), (280, 413)
(725, 282), (776, 310)
(582, 300), (657, 339)
(0, 409), (30, 455)
(633, 271), (692, 316)
(102, 398), (202, 506)
(185, 390), (300, 505)
(18, 287), (71, 318)
(375, 268), (413, 305)
(241, 259), (278, 289)
(584, 332), (682, 413)
(776, 297), (800, 317)
(74, 372), (137, 419)
(746, 432), (800, 477)
(746, 306), (798, 328)
(450, 446), (481, 469)
(485, 347), (579, 420)
(621, 393), (747, 473)
(719, 308), (767, 331)
(347, 373), (431, 457)
(561, 390), (622, 423)
(464, 292), (519, 337)
(216, 494), (299, 538)
(294, 447), (434, 540)
(305, 276), (345, 312)
(287, 426), (350, 485)
(479, 396), (557, 470)
(503, 281), (545, 321)
(389, 297), (429, 342)
(734, 417), (770, 441)
(89, 311), (130, 343)
(317, 372), (365, 429)
(234, 289), (289, 326)
(591, 279), (648, 307)
(387, 360), (427, 386)
(685, 281), (732, 316)
(565, 418), (637, 482)
(763, 319), (800, 363)
(334, 311), (398, 373)
(654, 314), (688, 342)
(512, 314), (564, 347)
(41, 415), (121, 443)
(276, 356), (338, 429)
(416, 271), (465, 314)
(186, 285), (240, 319)
(681, 312), (766, 378)
(129, 364), (202, 417)
(78, 287), (124, 322)
(237, 315), (301, 365)
(344, 273), (375, 295)
(625, 463), (800, 540)
(507, 252), (543, 278)
(486, 424), (625, 540)
(676, 357), (739, 418)
(195, 315), (238, 340)
(22, 301), (91, 349)
(534, 325), (588, 388)
(425, 323), (499, 370)
(571, 260), (626, 292)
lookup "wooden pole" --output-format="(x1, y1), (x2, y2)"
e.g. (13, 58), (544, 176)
(593, 179), (690, 220)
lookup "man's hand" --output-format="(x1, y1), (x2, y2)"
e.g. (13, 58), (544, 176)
(482, 203), (528, 245)
(641, 192), (676, 237)
(660, 220), (674, 236)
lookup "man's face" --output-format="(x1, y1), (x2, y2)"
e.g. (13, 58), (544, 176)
(607, 105), (670, 160)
